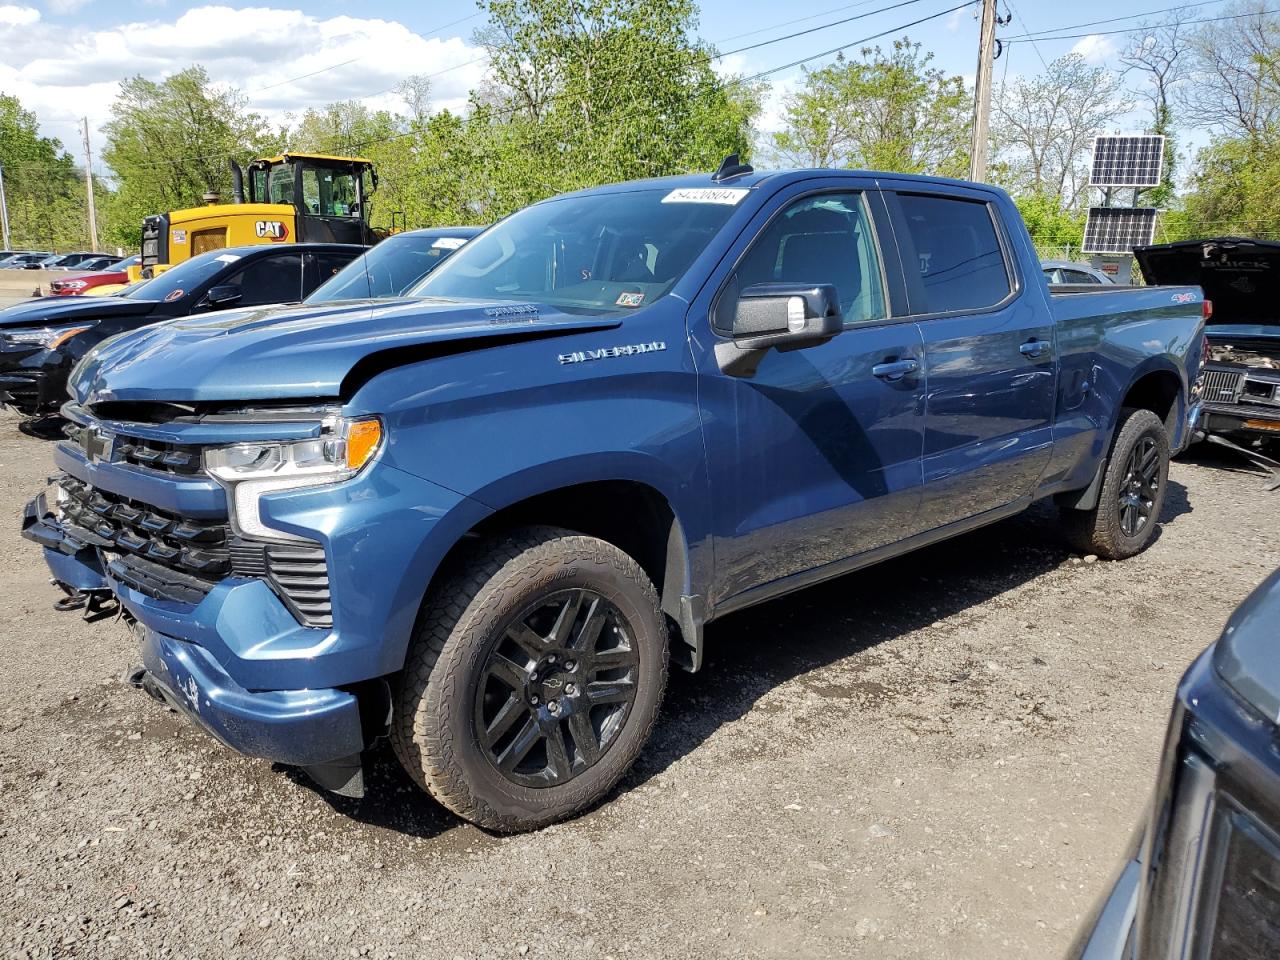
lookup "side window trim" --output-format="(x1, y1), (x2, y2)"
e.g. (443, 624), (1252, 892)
(882, 190), (1021, 320)
(710, 187), (894, 335)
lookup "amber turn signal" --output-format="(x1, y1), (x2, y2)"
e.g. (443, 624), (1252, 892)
(345, 418), (383, 470)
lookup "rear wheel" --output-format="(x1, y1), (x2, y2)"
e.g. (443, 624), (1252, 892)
(1060, 407), (1170, 560)
(391, 526), (668, 832)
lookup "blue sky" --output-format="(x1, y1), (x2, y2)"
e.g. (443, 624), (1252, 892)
(0, 0), (1229, 172)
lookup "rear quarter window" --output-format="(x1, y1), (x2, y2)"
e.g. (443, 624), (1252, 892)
(897, 193), (1012, 314)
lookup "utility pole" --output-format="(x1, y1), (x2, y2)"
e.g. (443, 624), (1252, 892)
(0, 163), (10, 251)
(81, 117), (99, 252)
(969, 0), (998, 183)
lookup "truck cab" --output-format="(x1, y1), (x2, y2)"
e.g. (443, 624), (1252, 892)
(138, 153), (377, 278)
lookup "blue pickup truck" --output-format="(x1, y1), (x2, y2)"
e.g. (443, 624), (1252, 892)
(22, 162), (1206, 831)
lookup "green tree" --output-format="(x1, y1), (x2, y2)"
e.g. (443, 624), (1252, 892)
(0, 93), (98, 251)
(470, 0), (761, 215)
(1015, 192), (1087, 259)
(1167, 136), (1280, 240)
(771, 39), (970, 177)
(102, 66), (278, 246)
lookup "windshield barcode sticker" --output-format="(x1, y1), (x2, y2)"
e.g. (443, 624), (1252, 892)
(662, 188), (749, 205)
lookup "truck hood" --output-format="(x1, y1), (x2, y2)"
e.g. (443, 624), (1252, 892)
(70, 297), (621, 405)
(0, 294), (155, 330)
(1135, 237), (1279, 328)
(1214, 568), (1280, 726)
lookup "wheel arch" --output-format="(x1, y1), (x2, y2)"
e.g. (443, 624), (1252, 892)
(395, 457), (706, 676)
(1117, 362), (1185, 439)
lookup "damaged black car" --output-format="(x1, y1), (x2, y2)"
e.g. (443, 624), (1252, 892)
(1137, 237), (1280, 455)
(0, 243), (363, 418)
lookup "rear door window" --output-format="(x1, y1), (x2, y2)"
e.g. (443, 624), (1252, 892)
(896, 193), (1012, 314)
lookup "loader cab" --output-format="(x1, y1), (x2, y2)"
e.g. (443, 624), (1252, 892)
(135, 154), (377, 280)
(246, 154), (378, 248)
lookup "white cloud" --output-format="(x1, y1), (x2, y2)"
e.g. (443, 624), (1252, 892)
(45, 0), (91, 14)
(1070, 34), (1117, 65)
(0, 4), (39, 25)
(947, 5), (974, 32)
(0, 4), (486, 156)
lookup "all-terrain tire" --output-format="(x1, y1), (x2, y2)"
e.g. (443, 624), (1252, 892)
(391, 526), (668, 832)
(1060, 407), (1170, 560)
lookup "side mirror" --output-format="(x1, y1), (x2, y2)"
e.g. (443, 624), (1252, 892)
(204, 284), (242, 309)
(716, 282), (843, 378)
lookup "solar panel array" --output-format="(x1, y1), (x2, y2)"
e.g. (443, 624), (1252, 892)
(1082, 207), (1158, 254)
(1089, 135), (1166, 188)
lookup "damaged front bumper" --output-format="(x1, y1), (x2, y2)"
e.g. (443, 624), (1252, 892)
(21, 490), (369, 792)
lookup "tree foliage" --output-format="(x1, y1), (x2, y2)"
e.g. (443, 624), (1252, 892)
(469, 0), (760, 214)
(0, 93), (102, 251)
(1121, 13), (1194, 206)
(102, 66), (278, 246)
(771, 39), (969, 177)
(1162, 3), (1280, 240)
(1179, 0), (1280, 138)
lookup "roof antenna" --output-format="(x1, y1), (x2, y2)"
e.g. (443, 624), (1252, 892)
(712, 154), (753, 183)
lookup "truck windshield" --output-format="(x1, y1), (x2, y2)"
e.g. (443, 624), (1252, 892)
(409, 188), (745, 313)
(307, 232), (473, 303)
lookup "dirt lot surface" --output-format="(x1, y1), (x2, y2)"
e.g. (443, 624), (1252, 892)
(1, 407), (1277, 960)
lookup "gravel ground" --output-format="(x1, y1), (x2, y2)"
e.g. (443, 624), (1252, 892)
(1, 407), (1277, 960)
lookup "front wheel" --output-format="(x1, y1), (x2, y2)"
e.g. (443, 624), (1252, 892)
(391, 526), (668, 832)
(1060, 407), (1170, 560)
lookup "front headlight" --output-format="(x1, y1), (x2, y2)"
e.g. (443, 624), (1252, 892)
(204, 416), (383, 541)
(4, 322), (96, 349)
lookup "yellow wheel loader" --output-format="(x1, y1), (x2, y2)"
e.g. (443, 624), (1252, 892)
(133, 153), (379, 281)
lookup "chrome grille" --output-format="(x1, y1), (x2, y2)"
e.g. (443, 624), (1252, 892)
(1204, 368), (1245, 404)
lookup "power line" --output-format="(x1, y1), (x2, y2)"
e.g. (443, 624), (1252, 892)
(1000, 0), (1224, 40)
(351, 0), (940, 106)
(744, 1), (974, 79)
(1003, 0), (1049, 71)
(1007, 6), (1271, 45)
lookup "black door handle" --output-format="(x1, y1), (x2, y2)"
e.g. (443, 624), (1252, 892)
(872, 358), (920, 381)
(1019, 339), (1051, 358)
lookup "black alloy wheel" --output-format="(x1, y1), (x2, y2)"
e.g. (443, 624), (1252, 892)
(477, 588), (638, 788)
(391, 526), (668, 832)
(1117, 435), (1161, 537)
(1059, 407), (1170, 560)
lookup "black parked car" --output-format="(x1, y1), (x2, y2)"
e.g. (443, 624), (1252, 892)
(0, 243), (363, 416)
(1070, 568), (1280, 959)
